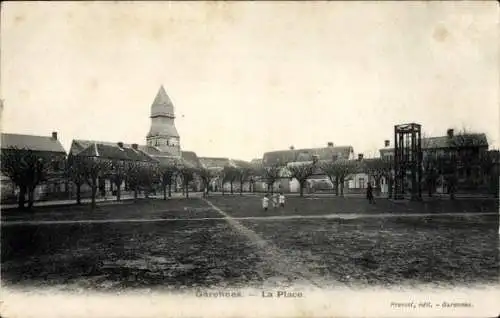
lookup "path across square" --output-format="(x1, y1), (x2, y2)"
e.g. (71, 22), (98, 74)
(1, 196), (498, 291)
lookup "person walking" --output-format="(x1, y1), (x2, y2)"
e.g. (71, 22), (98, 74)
(367, 182), (375, 204)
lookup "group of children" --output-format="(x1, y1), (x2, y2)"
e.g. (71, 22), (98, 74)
(262, 192), (286, 211)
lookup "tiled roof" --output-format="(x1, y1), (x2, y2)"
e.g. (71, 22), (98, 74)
(231, 159), (253, 169)
(155, 156), (181, 167)
(263, 146), (354, 166)
(199, 157), (231, 169)
(75, 142), (157, 163)
(1, 133), (66, 154)
(71, 139), (172, 156)
(379, 133), (489, 153)
(250, 159), (263, 167)
(181, 151), (200, 168)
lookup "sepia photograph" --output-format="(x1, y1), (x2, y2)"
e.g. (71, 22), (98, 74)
(0, 1), (499, 317)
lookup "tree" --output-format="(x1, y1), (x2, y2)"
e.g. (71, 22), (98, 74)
(125, 161), (142, 202)
(437, 153), (458, 200)
(420, 136), (439, 197)
(67, 155), (86, 205)
(422, 153), (439, 197)
(237, 167), (252, 195)
(320, 161), (340, 196)
(158, 164), (177, 200)
(479, 150), (499, 198)
(198, 167), (218, 197)
(320, 159), (356, 197)
(222, 166), (238, 194)
(139, 165), (157, 198)
(0, 147), (52, 209)
(82, 157), (110, 209)
(261, 163), (282, 194)
(287, 163), (316, 196)
(364, 158), (393, 197)
(109, 159), (126, 201)
(177, 166), (195, 198)
(448, 129), (487, 190)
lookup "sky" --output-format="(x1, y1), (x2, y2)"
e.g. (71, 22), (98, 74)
(1, 1), (498, 161)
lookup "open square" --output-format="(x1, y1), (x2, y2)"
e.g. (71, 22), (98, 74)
(2, 196), (498, 292)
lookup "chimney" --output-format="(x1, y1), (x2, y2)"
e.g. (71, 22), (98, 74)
(447, 129), (454, 138)
(117, 142), (124, 148)
(327, 142), (334, 147)
(132, 143), (138, 150)
(51, 131), (58, 140)
(384, 140), (390, 147)
(358, 153), (364, 161)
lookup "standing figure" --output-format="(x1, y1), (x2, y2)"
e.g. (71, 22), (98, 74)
(367, 182), (375, 204)
(272, 193), (279, 209)
(262, 194), (269, 211)
(279, 192), (286, 208)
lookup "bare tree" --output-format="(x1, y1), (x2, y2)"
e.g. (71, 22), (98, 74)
(67, 155), (86, 205)
(448, 129), (488, 191)
(321, 159), (357, 197)
(109, 159), (126, 201)
(125, 161), (142, 202)
(287, 163), (316, 197)
(480, 150), (499, 198)
(420, 135), (440, 197)
(158, 164), (177, 200)
(177, 166), (195, 198)
(261, 163), (282, 194)
(437, 153), (458, 200)
(82, 157), (111, 209)
(0, 147), (51, 209)
(364, 158), (393, 197)
(237, 167), (252, 195)
(140, 165), (157, 198)
(222, 166), (238, 194)
(198, 167), (217, 197)
(320, 161), (340, 196)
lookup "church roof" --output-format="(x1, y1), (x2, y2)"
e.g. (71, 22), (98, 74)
(1, 133), (66, 154)
(151, 85), (175, 118)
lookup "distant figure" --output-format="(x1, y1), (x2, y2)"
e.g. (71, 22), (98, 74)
(272, 193), (279, 209)
(367, 183), (375, 204)
(279, 192), (286, 208)
(262, 194), (269, 211)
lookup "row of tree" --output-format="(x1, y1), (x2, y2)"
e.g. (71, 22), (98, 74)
(2, 147), (499, 210)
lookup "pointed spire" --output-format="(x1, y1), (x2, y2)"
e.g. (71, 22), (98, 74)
(151, 85), (174, 118)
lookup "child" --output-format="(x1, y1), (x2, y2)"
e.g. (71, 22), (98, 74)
(272, 193), (279, 209)
(279, 192), (285, 208)
(262, 194), (269, 211)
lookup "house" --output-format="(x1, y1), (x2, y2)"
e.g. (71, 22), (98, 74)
(68, 140), (159, 197)
(198, 157), (254, 192)
(1, 131), (67, 203)
(261, 142), (355, 193)
(379, 129), (490, 194)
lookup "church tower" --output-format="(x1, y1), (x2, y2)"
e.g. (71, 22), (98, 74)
(146, 86), (181, 157)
